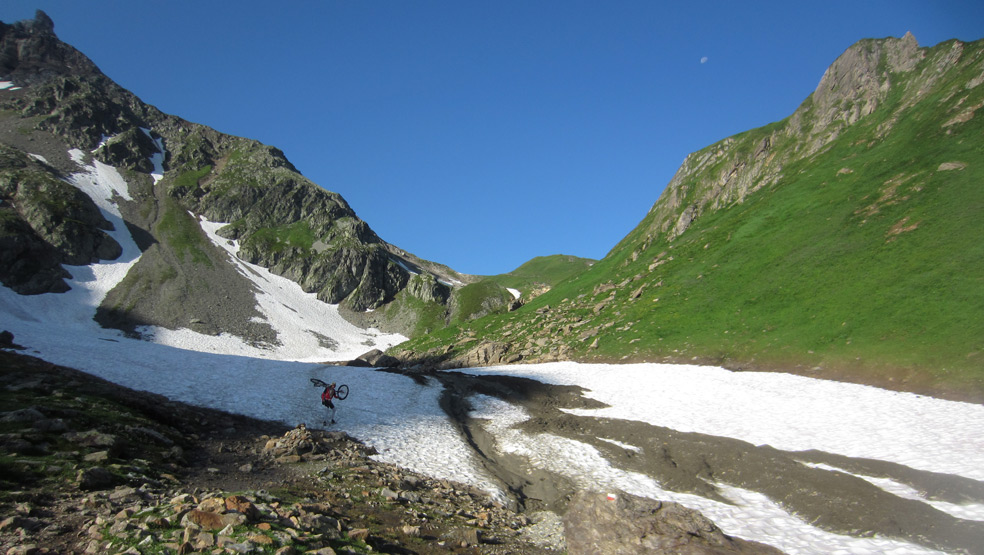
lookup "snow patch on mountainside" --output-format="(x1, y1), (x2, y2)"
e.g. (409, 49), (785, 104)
(2, 151), (405, 363)
(173, 216), (407, 361)
(140, 128), (165, 184)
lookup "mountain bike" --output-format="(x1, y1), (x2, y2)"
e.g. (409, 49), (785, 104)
(311, 377), (349, 399)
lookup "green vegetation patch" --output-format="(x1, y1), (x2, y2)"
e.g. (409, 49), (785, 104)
(156, 196), (213, 266)
(450, 281), (514, 323)
(170, 165), (212, 196)
(483, 254), (596, 294)
(243, 220), (316, 253)
(379, 291), (451, 337)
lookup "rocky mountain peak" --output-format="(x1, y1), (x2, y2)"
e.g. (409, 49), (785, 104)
(627, 33), (938, 249)
(0, 9), (103, 86)
(30, 9), (55, 33)
(810, 33), (920, 132)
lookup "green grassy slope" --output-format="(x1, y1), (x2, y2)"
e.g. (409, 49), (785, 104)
(393, 37), (984, 400)
(373, 255), (596, 337)
(482, 254), (596, 295)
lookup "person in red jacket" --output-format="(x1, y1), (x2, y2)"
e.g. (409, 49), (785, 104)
(321, 382), (337, 424)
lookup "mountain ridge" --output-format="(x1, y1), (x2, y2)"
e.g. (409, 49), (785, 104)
(0, 10), (513, 348)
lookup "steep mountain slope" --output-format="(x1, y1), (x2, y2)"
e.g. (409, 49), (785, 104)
(394, 33), (984, 400)
(0, 11), (501, 346)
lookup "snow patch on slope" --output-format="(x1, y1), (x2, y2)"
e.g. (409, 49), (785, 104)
(466, 394), (946, 555)
(140, 128), (165, 184)
(460, 362), (984, 483)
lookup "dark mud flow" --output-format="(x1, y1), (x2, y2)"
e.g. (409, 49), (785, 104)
(430, 371), (984, 554)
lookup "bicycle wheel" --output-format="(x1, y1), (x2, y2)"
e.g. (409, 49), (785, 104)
(311, 378), (328, 388)
(336, 384), (350, 400)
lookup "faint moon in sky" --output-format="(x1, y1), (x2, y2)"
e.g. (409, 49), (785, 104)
(700, 56), (709, 64)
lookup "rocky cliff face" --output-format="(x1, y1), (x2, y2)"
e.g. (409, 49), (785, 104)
(0, 144), (120, 293)
(633, 33), (930, 249)
(0, 11), (476, 342)
(0, 10), (101, 85)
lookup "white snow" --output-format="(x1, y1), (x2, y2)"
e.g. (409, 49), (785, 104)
(459, 362), (984, 483)
(0, 81), (13, 89)
(140, 128), (165, 184)
(392, 257), (419, 276)
(596, 437), (643, 453)
(1, 150), (981, 554)
(2, 152), (144, 329)
(172, 216), (408, 362)
(506, 287), (521, 300)
(28, 153), (48, 164)
(68, 148), (133, 202)
(465, 394), (948, 554)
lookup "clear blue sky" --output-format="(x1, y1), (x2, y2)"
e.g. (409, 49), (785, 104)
(2, 1), (982, 275)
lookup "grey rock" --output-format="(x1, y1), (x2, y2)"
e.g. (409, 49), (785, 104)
(380, 487), (399, 501)
(127, 426), (173, 446)
(563, 490), (784, 555)
(353, 349), (400, 368)
(78, 467), (118, 491)
(0, 146), (121, 293)
(463, 341), (514, 367)
(0, 10), (102, 86)
(64, 429), (118, 450)
(1, 407), (46, 423)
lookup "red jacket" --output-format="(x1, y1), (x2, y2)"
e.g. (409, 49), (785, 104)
(321, 386), (335, 403)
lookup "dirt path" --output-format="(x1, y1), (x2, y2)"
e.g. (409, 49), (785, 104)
(432, 370), (984, 554)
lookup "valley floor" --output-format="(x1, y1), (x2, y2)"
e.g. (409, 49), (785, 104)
(1, 162), (982, 551)
(3, 314), (983, 553)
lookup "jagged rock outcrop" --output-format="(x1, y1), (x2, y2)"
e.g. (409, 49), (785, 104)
(348, 348), (401, 367)
(563, 490), (785, 555)
(0, 144), (121, 293)
(404, 272), (452, 304)
(0, 10), (101, 85)
(638, 33), (928, 249)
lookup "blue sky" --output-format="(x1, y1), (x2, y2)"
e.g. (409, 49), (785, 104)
(2, 1), (982, 275)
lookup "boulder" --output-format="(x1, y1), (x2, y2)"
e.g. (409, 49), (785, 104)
(462, 341), (514, 367)
(224, 495), (260, 522)
(77, 467), (118, 491)
(563, 490), (784, 555)
(0, 330), (16, 348)
(181, 509), (244, 531)
(352, 349), (400, 368)
(1, 407), (46, 423)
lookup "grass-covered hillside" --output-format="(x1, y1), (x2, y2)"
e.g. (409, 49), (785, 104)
(482, 255), (596, 296)
(392, 35), (984, 401)
(369, 254), (595, 337)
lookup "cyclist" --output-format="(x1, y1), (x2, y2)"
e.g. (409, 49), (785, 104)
(321, 382), (338, 424)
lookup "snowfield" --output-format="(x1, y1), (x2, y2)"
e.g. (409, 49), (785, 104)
(1, 146), (983, 554)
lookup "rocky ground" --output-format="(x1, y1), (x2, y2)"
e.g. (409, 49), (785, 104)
(11, 345), (976, 554)
(0, 349), (568, 555)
